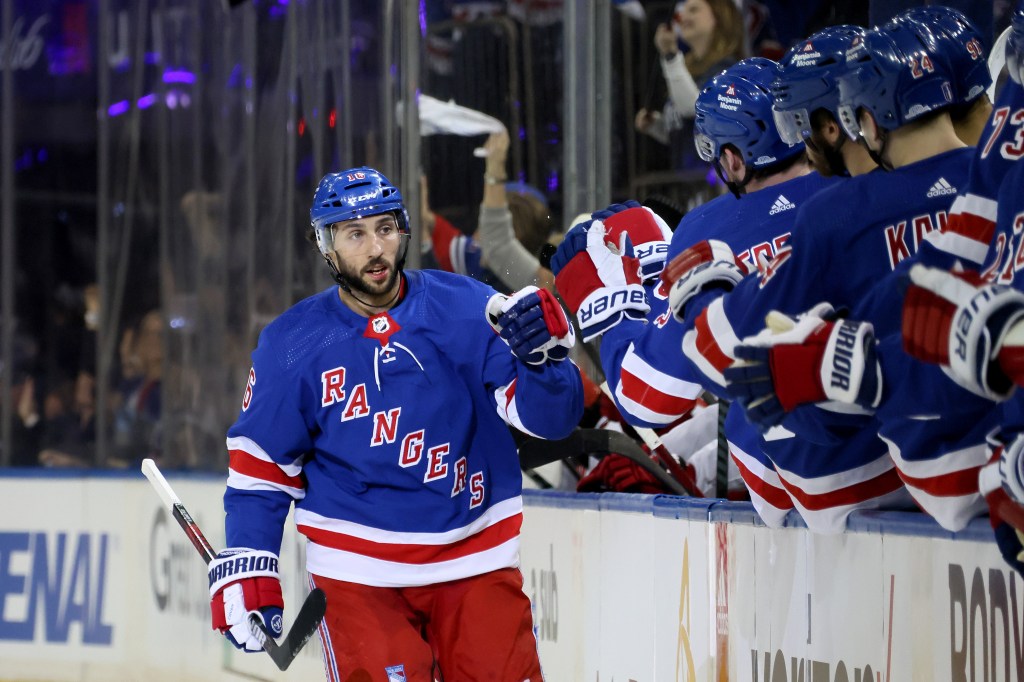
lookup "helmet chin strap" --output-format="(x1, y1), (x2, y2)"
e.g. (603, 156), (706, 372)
(713, 160), (752, 199)
(857, 117), (892, 171)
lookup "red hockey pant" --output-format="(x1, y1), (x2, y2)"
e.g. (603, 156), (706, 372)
(310, 568), (543, 682)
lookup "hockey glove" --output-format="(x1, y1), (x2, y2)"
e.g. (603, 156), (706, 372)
(592, 200), (673, 283)
(209, 548), (284, 652)
(903, 264), (1024, 401)
(487, 286), (576, 365)
(723, 304), (882, 432)
(663, 240), (746, 322)
(550, 218), (649, 342)
(979, 436), (1024, 576)
(576, 453), (670, 494)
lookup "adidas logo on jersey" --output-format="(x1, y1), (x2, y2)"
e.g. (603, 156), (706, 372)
(926, 177), (957, 198)
(769, 195), (796, 215)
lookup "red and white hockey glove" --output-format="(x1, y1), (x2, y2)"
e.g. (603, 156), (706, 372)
(592, 200), (673, 283)
(209, 548), (284, 652)
(903, 264), (1024, 401)
(550, 218), (649, 342)
(723, 304), (882, 432)
(487, 286), (576, 365)
(662, 240), (747, 322)
(979, 436), (1024, 576)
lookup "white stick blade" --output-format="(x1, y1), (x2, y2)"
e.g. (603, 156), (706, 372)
(141, 458), (181, 509)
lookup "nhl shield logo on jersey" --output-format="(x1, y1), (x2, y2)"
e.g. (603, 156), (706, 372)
(364, 312), (401, 346)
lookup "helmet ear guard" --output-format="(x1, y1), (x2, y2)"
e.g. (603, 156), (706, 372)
(771, 25), (867, 145)
(694, 57), (805, 197)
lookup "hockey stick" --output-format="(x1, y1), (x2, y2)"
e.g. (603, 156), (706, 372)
(518, 427), (689, 495)
(598, 381), (704, 497)
(140, 458), (327, 671)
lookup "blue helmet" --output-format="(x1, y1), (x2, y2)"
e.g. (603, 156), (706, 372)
(894, 5), (990, 106)
(1008, 8), (1024, 86)
(837, 22), (956, 140)
(694, 57), (804, 172)
(309, 167), (411, 268)
(771, 25), (867, 145)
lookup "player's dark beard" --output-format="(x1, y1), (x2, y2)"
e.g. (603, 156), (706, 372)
(807, 131), (848, 177)
(337, 256), (400, 299)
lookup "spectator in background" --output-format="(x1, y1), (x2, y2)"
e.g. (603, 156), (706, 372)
(111, 310), (162, 465)
(37, 371), (96, 468)
(476, 130), (556, 292)
(2, 330), (43, 466)
(427, 130), (557, 293)
(635, 0), (745, 171)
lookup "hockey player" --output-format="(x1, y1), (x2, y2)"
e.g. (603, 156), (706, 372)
(550, 56), (835, 514)
(672, 20), (975, 532)
(771, 25), (876, 179)
(895, 5), (993, 146)
(892, 8), (1024, 572)
(207, 168), (582, 680)
(724, 9), (1006, 533)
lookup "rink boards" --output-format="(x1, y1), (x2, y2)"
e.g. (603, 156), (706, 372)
(0, 471), (1018, 681)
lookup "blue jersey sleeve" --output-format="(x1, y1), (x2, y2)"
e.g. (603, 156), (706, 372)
(481, 294), (584, 440)
(225, 323), (316, 554)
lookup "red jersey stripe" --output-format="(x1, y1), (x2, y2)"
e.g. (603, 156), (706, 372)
(897, 464), (981, 498)
(946, 211), (995, 244)
(298, 512), (523, 565)
(778, 467), (904, 511)
(694, 309), (733, 373)
(732, 454), (792, 509)
(229, 449), (305, 489)
(619, 369), (696, 417)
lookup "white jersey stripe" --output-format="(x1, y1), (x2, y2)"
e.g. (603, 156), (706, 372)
(620, 345), (704, 398)
(225, 435), (304, 477)
(923, 230), (991, 266)
(880, 435), (987, 532)
(227, 469), (306, 499)
(494, 382), (541, 437)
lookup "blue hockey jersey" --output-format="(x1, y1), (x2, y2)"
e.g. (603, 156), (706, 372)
(683, 147), (974, 532)
(598, 170), (835, 523)
(600, 171), (835, 427)
(927, 78), (1024, 268)
(978, 159), (1024, 448)
(223, 270), (583, 587)
(849, 82), (1024, 531)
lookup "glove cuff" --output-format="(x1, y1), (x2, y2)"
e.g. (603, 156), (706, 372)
(209, 549), (281, 597)
(637, 241), (670, 282)
(949, 285), (1024, 400)
(576, 284), (649, 342)
(819, 320), (881, 409)
(668, 260), (744, 321)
